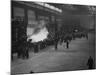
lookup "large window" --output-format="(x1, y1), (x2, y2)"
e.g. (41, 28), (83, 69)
(27, 10), (36, 37)
(13, 7), (25, 21)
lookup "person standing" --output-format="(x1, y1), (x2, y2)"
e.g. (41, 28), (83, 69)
(66, 40), (69, 48)
(64, 36), (69, 49)
(87, 56), (94, 69)
(54, 37), (58, 50)
(34, 42), (39, 53)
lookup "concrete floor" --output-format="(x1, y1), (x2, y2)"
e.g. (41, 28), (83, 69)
(11, 32), (96, 74)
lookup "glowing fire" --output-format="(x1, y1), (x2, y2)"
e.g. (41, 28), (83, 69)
(28, 27), (48, 42)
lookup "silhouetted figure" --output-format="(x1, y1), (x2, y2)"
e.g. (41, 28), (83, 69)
(30, 70), (34, 73)
(20, 35), (28, 59)
(64, 36), (69, 49)
(87, 56), (94, 69)
(17, 45), (22, 58)
(54, 38), (59, 50)
(34, 43), (39, 53)
(86, 33), (88, 40)
(21, 43), (28, 59)
(24, 39), (32, 59)
(66, 41), (69, 48)
(55, 42), (58, 50)
(24, 47), (29, 59)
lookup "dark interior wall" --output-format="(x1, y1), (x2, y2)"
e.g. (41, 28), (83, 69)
(79, 15), (95, 29)
(60, 9), (95, 33)
(11, 1), (60, 40)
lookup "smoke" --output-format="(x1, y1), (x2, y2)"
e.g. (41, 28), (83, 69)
(28, 27), (48, 42)
(27, 20), (49, 43)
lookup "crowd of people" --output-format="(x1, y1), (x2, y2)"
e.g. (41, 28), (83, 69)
(11, 31), (88, 61)
(53, 31), (88, 50)
(11, 18), (88, 61)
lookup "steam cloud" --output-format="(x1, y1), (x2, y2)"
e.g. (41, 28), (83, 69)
(27, 20), (49, 43)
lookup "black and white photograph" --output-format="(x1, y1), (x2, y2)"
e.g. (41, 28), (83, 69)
(11, 0), (96, 75)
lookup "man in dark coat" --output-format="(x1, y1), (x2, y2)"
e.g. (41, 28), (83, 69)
(54, 38), (59, 50)
(34, 42), (39, 53)
(64, 36), (69, 49)
(87, 56), (94, 69)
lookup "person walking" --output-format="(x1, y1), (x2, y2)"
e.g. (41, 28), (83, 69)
(64, 36), (69, 49)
